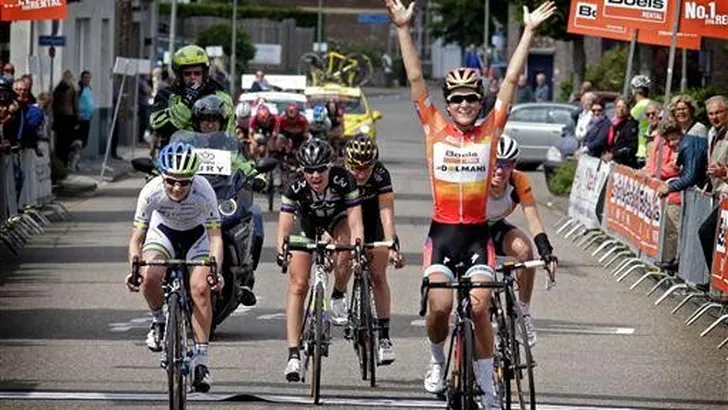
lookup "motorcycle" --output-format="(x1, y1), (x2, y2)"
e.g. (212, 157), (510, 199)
(131, 130), (277, 330)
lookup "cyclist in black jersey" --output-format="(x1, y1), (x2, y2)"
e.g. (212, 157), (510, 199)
(276, 138), (365, 382)
(344, 134), (405, 365)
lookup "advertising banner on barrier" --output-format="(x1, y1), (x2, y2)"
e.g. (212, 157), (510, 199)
(568, 154), (612, 229)
(678, 188), (714, 285)
(604, 164), (664, 258)
(710, 198), (728, 294)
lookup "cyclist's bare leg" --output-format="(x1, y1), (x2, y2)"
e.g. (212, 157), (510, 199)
(425, 271), (453, 344)
(369, 248), (391, 320)
(502, 228), (535, 305)
(330, 220), (354, 294)
(470, 283), (495, 358)
(189, 265), (212, 343)
(286, 251), (313, 347)
(141, 250), (166, 311)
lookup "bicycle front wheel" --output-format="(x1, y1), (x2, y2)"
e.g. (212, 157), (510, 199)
(311, 283), (324, 404)
(167, 292), (186, 410)
(508, 301), (536, 410)
(459, 321), (477, 410)
(354, 273), (376, 386)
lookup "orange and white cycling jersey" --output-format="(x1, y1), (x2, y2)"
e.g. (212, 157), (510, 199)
(487, 170), (536, 222)
(414, 92), (508, 224)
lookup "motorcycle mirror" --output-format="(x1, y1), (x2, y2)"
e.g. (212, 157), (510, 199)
(131, 157), (155, 174)
(256, 156), (278, 173)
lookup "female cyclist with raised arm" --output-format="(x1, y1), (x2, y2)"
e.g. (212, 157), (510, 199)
(385, 0), (555, 407)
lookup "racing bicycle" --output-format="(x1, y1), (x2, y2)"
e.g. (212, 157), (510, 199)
(280, 234), (363, 404)
(128, 257), (219, 410)
(343, 240), (395, 387)
(419, 259), (549, 410)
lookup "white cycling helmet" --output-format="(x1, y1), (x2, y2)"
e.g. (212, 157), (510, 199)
(630, 75), (651, 92)
(497, 135), (520, 161)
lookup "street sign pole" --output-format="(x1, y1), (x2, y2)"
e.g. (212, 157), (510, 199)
(48, 46), (55, 94)
(230, 0), (237, 97)
(663, 0), (682, 105)
(168, 0), (177, 72)
(622, 29), (637, 97)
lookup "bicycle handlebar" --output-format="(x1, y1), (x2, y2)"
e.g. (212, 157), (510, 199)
(418, 259), (548, 317)
(279, 235), (363, 274)
(128, 257), (218, 289)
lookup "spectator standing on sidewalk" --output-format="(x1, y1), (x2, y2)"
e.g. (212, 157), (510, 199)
(13, 78), (43, 152)
(699, 95), (728, 270)
(249, 70), (271, 92)
(642, 102), (662, 164)
(515, 74), (534, 104)
(534, 72), (550, 102)
(19, 74), (36, 104)
(2, 63), (14, 81)
(0, 78), (21, 149)
(603, 97), (639, 168)
(574, 92), (596, 143)
(570, 80), (592, 104)
(669, 94), (708, 138)
(137, 74), (152, 144)
(77, 71), (95, 150)
(656, 120), (708, 269)
(583, 97), (611, 158)
(52, 70), (79, 167)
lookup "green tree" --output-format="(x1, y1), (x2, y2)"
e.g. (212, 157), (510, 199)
(429, 0), (508, 51)
(196, 24), (256, 73)
(585, 45), (628, 92)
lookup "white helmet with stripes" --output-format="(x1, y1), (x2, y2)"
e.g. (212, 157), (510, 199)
(497, 135), (520, 161)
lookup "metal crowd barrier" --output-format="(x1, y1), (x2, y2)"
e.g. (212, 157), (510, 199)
(555, 156), (728, 350)
(0, 141), (69, 259)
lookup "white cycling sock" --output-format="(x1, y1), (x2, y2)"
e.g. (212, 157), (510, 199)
(151, 308), (164, 324)
(475, 358), (494, 396)
(430, 341), (446, 364)
(518, 301), (530, 316)
(195, 343), (209, 367)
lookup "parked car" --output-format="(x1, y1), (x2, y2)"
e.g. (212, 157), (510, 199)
(504, 102), (581, 167)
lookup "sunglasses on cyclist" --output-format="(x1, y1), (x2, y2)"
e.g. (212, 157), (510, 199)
(447, 93), (481, 104)
(496, 160), (515, 170)
(303, 164), (330, 174)
(164, 177), (193, 187)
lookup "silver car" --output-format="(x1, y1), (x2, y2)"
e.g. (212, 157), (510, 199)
(504, 103), (580, 166)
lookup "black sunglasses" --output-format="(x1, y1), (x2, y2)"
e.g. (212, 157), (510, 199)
(164, 177), (193, 187)
(447, 94), (481, 104)
(303, 164), (330, 174)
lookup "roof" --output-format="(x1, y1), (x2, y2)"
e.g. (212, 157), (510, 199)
(238, 91), (308, 103)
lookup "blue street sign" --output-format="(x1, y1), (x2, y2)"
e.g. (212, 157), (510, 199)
(38, 35), (66, 47)
(357, 14), (389, 24)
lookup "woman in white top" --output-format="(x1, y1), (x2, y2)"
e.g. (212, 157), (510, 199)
(669, 94), (708, 138)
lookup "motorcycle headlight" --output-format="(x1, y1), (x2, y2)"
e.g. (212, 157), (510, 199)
(218, 198), (238, 217)
(546, 146), (563, 163)
(358, 123), (371, 134)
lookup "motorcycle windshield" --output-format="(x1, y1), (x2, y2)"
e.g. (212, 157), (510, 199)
(170, 131), (241, 177)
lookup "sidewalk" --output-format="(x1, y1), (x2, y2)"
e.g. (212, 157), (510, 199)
(56, 145), (138, 197)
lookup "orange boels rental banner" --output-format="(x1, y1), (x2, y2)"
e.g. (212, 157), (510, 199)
(681, 0), (728, 40)
(568, 1), (701, 50)
(602, 0), (675, 30)
(0, 0), (67, 21)
(605, 164), (664, 258)
(710, 198), (728, 294)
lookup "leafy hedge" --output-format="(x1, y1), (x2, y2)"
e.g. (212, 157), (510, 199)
(547, 159), (577, 196)
(585, 45), (628, 93)
(159, 3), (318, 27)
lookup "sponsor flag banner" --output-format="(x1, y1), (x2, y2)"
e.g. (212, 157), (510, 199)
(604, 164), (664, 258)
(0, 0), (67, 21)
(710, 197), (728, 294)
(681, 0), (728, 40)
(567, 154), (612, 229)
(568, 0), (701, 49)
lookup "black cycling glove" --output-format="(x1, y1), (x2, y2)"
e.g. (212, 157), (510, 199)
(534, 233), (556, 261)
(181, 84), (200, 107)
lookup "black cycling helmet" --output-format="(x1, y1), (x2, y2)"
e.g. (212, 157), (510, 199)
(0, 77), (15, 105)
(297, 138), (332, 168)
(345, 133), (378, 168)
(192, 95), (229, 131)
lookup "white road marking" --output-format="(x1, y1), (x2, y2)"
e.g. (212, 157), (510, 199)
(0, 390), (655, 409)
(256, 312), (285, 320)
(409, 320), (635, 336)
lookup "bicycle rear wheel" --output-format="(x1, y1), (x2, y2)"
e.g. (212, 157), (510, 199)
(167, 292), (186, 410)
(509, 302), (536, 410)
(266, 170), (274, 212)
(298, 52), (326, 84)
(311, 283), (324, 404)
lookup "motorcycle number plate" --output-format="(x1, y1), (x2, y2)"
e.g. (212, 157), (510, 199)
(196, 149), (232, 176)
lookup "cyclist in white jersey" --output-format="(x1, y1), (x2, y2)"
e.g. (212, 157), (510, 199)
(126, 142), (223, 392)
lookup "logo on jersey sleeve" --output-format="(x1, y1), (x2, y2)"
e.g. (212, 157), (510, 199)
(432, 142), (490, 183)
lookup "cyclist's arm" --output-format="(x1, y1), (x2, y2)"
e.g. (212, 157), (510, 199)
(207, 227), (224, 272)
(277, 211), (296, 254)
(346, 204), (364, 246)
(378, 192), (397, 242)
(395, 23), (426, 101)
(129, 183), (155, 265)
(128, 228), (146, 266)
(522, 204), (546, 238)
